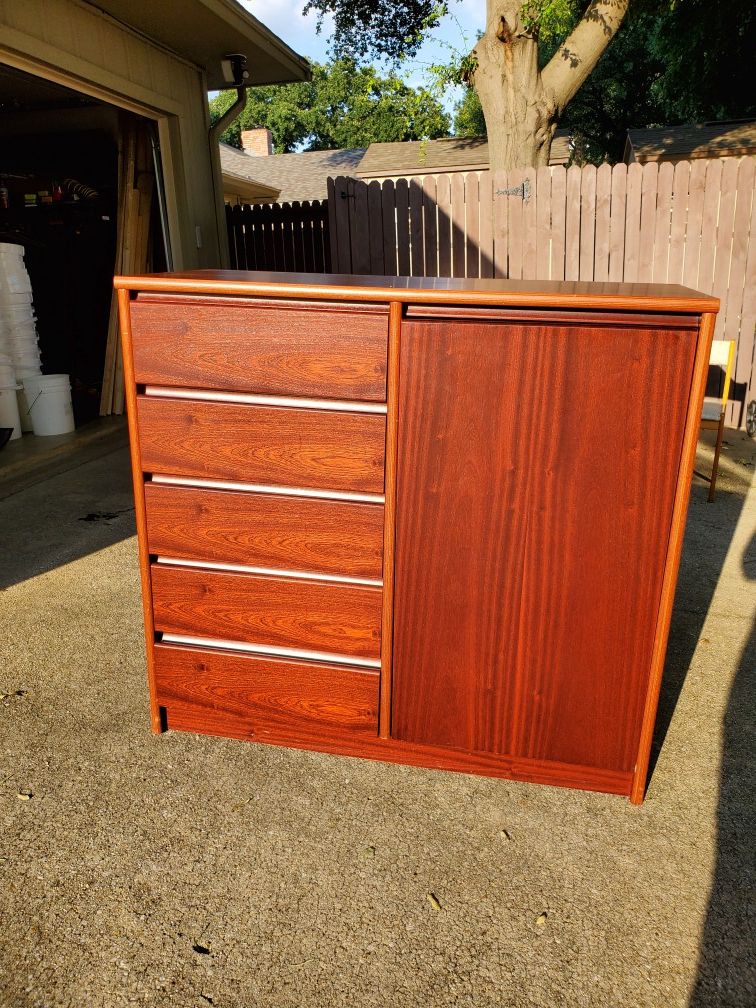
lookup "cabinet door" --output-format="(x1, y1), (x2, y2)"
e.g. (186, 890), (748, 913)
(390, 316), (697, 773)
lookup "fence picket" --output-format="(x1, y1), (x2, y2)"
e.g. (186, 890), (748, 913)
(667, 162), (690, 285)
(465, 173), (481, 278)
(723, 158), (755, 425)
(608, 163), (627, 282)
(711, 158), (740, 338)
(550, 167), (566, 281)
(351, 180), (371, 274)
(381, 180), (397, 276)
(535, 167), (552, 280)
(579, 164), (597, 281)
(436, 174), (452, 277)
(409, 178), (425, 276)
(522, 168), (538, 279)
(637, 162), (658, 283)
(653, 162), (674, 282)
(395, 178), (411, 276)
(451, 173), (467, 277)
(507, 170), (525, 280)
(623, 163), (643, 283)
(565, 165), (582, 281)
(423, 175), (438, 277)
(698, 160), (722, 293)
(682, 160), (707, 290)
(491, 170), (508, 278)
(367, 181), (385, 275)
(734, 180), (756, 426)
(594, 163), (612, 282)
(332, 177), (353, 272)
(477, 172), (494, 278)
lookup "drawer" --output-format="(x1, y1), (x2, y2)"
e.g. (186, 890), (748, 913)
(136, 396), (386, 494)
(151, 563), (382, 660)
(129, 298), (388, 401)
(154, 642), (379, 738)
(144, 482), (384, 579)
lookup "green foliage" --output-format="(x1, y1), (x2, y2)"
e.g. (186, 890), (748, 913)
(520, 0), (581, 41)
(302, 1), (449, 61)
(209, 59), (450, 152)
(453, 88), (486, 138)
(650, 0), (756, 122)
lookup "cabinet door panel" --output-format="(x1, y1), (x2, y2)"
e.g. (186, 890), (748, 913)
(390, 318), (697, 773)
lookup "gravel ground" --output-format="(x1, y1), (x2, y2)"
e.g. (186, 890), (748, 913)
(0, 430), (754, 1008)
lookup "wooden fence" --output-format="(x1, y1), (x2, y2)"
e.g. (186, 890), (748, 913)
(328, 159), (756, 428)
(226, 199), (330, 273)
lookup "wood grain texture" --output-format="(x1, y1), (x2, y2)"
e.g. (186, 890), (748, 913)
(154, 643), (379, 738)
(130, 298), (388, 400)
(630, 310), (717, 802)
(144, 482), (385, 579)
(136, 395), (386, 494)
(379, 302), (402, 738)
(114, 271), (719, 315)
(391, 316), (697, 773)
(151, 563), (382, 659)
(118, 289), (163, 732)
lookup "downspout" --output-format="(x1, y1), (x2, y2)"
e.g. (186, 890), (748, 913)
(208, 55), (249, 268)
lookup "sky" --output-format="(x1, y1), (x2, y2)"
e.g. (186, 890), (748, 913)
(240, 0), (486, 116)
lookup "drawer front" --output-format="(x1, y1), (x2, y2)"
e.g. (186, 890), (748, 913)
(151, 564), (382, 660)
(136, 396), (386, 494)
(130, 299), (388, 401)
(154, 643), (379, 738)
(144, 483), (384, 579)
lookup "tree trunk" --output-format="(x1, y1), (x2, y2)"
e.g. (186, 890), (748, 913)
(472, 0), (630, 171)
(472, 4), (555, 170)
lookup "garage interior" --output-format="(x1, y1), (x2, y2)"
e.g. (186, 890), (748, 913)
(0, 63), (165, 486)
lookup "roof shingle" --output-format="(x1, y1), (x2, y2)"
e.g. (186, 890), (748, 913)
(219, 143), (365, 202)
(356, 133), (572, 177)
(626, 121), (756, 163)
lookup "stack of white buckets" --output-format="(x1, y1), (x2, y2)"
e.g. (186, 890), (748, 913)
(0, 242), (75, 441)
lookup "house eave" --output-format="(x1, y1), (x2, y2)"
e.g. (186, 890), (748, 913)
(92, 0), (311, 88)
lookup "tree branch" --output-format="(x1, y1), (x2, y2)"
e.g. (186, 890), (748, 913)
(542, 0), (630, 113)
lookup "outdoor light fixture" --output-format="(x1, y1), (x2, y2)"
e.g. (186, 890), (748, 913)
(220, 54), (250, 88)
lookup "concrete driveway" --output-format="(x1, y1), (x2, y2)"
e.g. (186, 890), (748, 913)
(0, 430), (754, 1008)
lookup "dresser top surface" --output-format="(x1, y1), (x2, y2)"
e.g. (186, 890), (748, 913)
(115, 270), (719, 314)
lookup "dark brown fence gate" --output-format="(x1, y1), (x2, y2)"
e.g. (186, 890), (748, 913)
(225, 200), (331, 272)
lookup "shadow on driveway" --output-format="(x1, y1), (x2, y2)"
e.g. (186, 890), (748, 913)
(0, 445), (135, 590)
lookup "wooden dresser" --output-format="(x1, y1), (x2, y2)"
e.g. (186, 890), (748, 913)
(115, 271), (718, 802)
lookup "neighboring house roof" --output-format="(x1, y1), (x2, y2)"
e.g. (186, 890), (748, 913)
(624, 121), (756, 163)
(219, 144), (366, 203)
(93, 1), (309, 87)
(356, 132), (572, 178)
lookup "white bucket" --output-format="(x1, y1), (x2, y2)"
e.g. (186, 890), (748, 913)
(23, 373), (74, 436)
(0, 273), (32, 296)
(0, 294), (33, 311)
(0, 381), (22, 440)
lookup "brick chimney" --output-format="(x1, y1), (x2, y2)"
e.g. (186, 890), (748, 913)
(240, 128), (273, 156)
